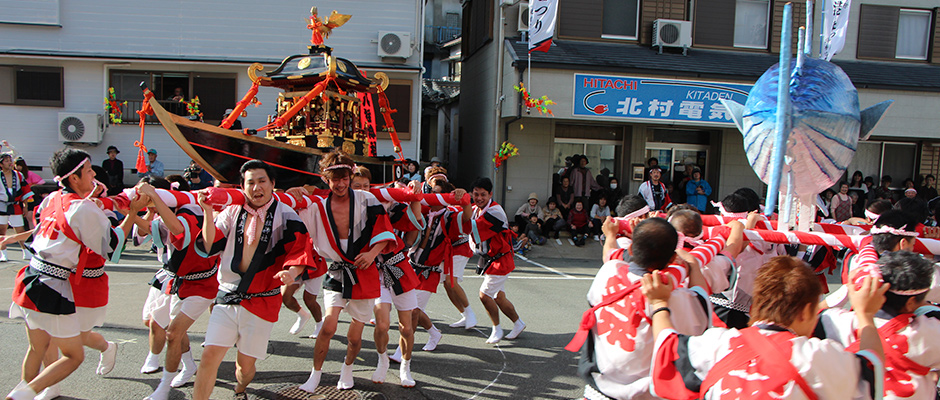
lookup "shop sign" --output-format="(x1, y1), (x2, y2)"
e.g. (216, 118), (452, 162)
(573, 74), (752, 126)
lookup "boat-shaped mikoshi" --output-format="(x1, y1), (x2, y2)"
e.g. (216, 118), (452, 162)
(145, 7), (404, 190)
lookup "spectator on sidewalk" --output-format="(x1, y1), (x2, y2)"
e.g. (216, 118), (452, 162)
(514, 192), (543, 228)
(138, 148), (164, 179)
(541, 199), (565, 239)
(569, 155), (601, 204)
(685, 168), (712, 212)
(567, 200), (591, 246)
(102, 146), (125, 196)
(524, 214), (546, 246)
(606, 177), (624, 208)
(638, 165), (671, 211)
(589, 196), (611, 240)
(555, 176), (574, 219)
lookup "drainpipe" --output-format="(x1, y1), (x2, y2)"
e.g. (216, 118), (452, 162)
(500, 61), (525, 203)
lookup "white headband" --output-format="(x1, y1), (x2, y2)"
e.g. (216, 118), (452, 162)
(428, 173), (448, 182)
(53, 158), (89, 188)
(864, 209), (880, 223)
(870, 224), (919, 237)
(324, 163), (355, 172)
(890, 287), (930, 296)
(711, 201), (748, 219)
(622, 205), (650, 220)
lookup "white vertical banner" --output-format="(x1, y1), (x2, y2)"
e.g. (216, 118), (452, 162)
(528, 0), (557, 53)
(820, 0), (851, 60)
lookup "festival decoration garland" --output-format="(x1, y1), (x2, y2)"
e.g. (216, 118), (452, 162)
(514, 82), (555, 116)
(180, 96), (203, 120)
(104, 87), (126, 124)
(493, 141), (519, 170)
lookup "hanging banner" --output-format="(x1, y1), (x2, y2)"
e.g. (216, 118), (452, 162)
(820, 0), (851, 61)
(528, 0), (557, 53)
(573, 74), (751, 126)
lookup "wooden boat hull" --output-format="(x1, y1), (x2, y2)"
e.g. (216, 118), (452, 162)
(147, 96), (400, 189)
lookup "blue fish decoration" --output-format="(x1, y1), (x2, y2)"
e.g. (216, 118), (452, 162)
(721, 59), (893, 200)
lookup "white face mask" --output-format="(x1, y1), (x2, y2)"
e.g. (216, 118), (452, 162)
(610, 183), (618, 189)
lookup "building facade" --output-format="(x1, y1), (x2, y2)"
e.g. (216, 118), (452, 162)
(459, 0), (940, 213)
(0, 0), (424, 182)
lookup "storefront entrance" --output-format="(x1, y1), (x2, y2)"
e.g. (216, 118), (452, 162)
(644, 143), (709, 184)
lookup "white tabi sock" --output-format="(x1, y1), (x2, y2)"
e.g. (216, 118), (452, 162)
(400, 358), (416, 388)
(506, 319), (526, 340)
(463, 307), (477, 329)
(5, 385), (36, 400)
(337, 361), (355, 390)
(97, 341), (118, 375)
(170, 350), (197, 387)
(0, 249), (9, 262)
(298, 369), (321, 393)
(34, 384), (60, 400)
(486, 325), (503, 344)
(372, 351), (390, 383)
(145, 370), (178, 400)
(141, 351), (161, 374)
(290, 309), (312, 335)
(307, 320), (323, 339)
(448, 314), (468, 328)
(422, 325), (442, 351)
(389, 346), (403, 363)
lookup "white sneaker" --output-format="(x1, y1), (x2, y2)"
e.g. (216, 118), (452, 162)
(337, 362), (355, 390)
(170, 351), (196, 388)
(97, 341), (118, 375)
(593, 235), (600, 241)
(486, 326), (503, 344)
(140, 352), (161, 374)
(371, 352), (389, 383)
(463, 308), (477, 329)
(289, 309), (311, 335)
(34, 384), (60, 400)
(298, 369), (321, 393)
(5, 386), (36, 400)
(555, 238), (563, 245)
(388, 346), (403, 363)
(506, 319), (526, 340)
(400, 359), (416, 388)
(422, 326), (442, 351)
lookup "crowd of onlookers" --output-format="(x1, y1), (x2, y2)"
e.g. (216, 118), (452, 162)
(821, 171), (940, 225)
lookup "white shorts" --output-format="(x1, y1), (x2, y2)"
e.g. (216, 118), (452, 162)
(480, 274), (509, 299)
(203, 304), (274, 360)
(9, 303), (81, 339)
(172, 295), (213, 322)
(323, 290), (375, 324)
(302, 274), (325, 296)
(0, 214), (24, 228)
(376, 286), (417, 311)
(444, 255), (469, 283)
(143, 287), (172, 328)
(414, 289), (434, 311)
(77, 306), (107, 332)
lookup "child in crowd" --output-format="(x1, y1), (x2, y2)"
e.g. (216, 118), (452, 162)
(567, 200), (591, 246)
(589, 196), (610, 241)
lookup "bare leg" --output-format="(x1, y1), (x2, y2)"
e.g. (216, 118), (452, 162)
(313, 307), (342, 370)
(21, 328), (51, 383)
(233, 352), (257, 394)
(397, 310), (414, 361)
(149, 320), (167, 354)
(281, 284), (301, 312)
(302, 291), (322, 322)
(0, 223), (8, 251)
(192, 345), (228, 400)
(80, 330), (108, 352)
(25, 334), (84, 394)
(494, 291), (519, 322)
(480, 292), (500, 326)
(344, 320), (365, 366)
(443, 279), (469, 312)
(165, 314), (196, 373)
(373, 303), (391, 353)
(13, 224), (26, 253)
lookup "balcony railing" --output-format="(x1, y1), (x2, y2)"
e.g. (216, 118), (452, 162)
(425, 25), (461, 44)
(116, 99), (190, 124)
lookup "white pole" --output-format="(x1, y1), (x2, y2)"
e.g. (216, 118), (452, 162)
(805, 1), (814, 56)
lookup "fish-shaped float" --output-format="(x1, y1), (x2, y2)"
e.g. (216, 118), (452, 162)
(720, 2), (892, 230)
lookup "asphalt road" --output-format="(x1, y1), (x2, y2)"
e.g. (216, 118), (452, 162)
(0, 244), (602, 400)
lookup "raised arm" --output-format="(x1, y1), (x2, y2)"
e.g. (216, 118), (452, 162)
(138, 183), (184, 236)
(197, 190), (216, 248)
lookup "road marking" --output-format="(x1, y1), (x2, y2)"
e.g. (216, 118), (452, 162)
(514, 254), (576, 279)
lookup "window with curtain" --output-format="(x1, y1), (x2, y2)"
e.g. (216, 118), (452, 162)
(733, 0), (770, 48)
(601, 0), (640, 39)
(896, 9), (931, 60)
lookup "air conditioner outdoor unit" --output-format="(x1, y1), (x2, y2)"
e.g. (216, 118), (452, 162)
(58, 112), (104, 144)
(518, 4), (529, 32)
(652, 19), (692, 54)
(378, 31), (412, 58)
